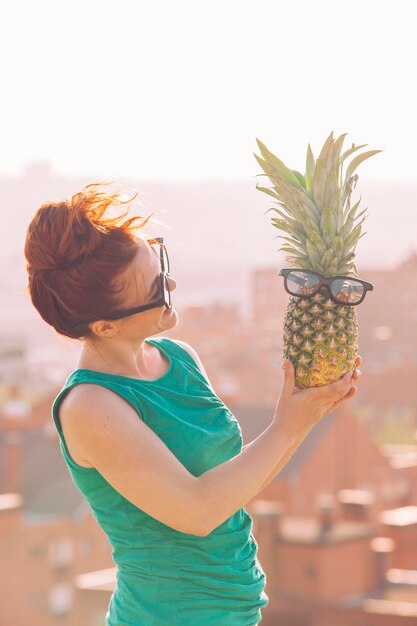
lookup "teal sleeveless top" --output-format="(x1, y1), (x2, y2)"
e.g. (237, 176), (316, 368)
(51, 336), (268, 626)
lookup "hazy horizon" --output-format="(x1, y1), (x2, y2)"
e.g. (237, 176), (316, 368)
(2, 165), (416, 337)
(1, 1), (416, 181)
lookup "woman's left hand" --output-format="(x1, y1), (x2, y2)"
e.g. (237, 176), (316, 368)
(328, 355), (362, 411)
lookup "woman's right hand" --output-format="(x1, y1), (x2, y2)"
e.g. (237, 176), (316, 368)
(273, 357), (362, 435)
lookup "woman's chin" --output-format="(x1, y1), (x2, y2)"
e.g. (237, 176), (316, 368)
(162, 306), (178, 324)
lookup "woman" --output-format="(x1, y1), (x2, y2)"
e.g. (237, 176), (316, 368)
(24, 182), (361, 626)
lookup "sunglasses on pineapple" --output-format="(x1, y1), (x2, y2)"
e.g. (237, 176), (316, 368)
(278, 268), (374, 305)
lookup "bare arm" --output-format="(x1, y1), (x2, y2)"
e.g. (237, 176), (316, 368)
(61, 357), (358, 538)
(200, 416), (314, 532)
(60, 385), (205, 536)
(199, 358), (360, 534)
(236, 356), (362, 495)
(176, 341), (281, 494)
(239, 438), (294, 492)
(242, 433), (291, 492)
(62, 385), (311, 538)
(175, 340), (286, 494)
(163, 341), (360, 531)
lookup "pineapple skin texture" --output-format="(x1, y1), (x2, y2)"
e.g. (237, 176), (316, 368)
(283, 290), (358, 388)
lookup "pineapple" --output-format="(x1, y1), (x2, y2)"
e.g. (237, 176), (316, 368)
(254, 131), (381, 388)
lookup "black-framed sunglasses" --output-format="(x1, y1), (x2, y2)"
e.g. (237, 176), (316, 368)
(278, 268), (373, 306)
(71, 237), (171, 332)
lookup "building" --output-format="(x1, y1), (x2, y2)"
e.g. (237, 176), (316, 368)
(2, 378), (417, 624)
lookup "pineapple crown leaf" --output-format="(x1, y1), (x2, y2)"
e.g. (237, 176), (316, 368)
(344, 149), (383, 183)
(254, 150), (322, 228)
(308, 229), (327, 255)
(355, 207), (368, 222)
(311, 132), (345, 210)
(253, 154), (281, 180)
(344, 222), (367, 250)
(305, 143), (315, 196)
(341, 175), (360, 217)
(267, 200), (292, 215)
(271, 178), (322, 226)
(339, 200), (366, 240)
(255, 139), (305, 190)
(346, 197), (362, 218)
(321, 249), (335, 270)
(305, 238), (322, 265)
(254, 132), (382, 273)
(278, 238), (308, 256)
(340, 143), (369, 164)
(255, 184), (281, 201)
(320, 205), (337, 246)
(271, 217), (307, 240)
(321, 133), (347, 207)
(316, 131), (336, 171)
(311, 158), (330, 210)
(292, 170), (307, 189)
(254, 155), (302, 194)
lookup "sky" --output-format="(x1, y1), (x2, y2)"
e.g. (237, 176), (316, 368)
(1, 0), (416, 182)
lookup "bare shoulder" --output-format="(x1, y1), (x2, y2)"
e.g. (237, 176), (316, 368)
(58, 376), (205, 535)
(60, 382), (112, 414)
(170, 339), (204, 369)
(170, 339), (213, 389)
(59, 383), (134, 468)
(60, 382), (137, 423)
(171, 339), (198, 359)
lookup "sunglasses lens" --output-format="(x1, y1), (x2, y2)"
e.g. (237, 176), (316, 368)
(331, 278), (364, 304)
(163, 275), (171, 307)
(286, 271), (320, 296)
(162, 246), (170, 276)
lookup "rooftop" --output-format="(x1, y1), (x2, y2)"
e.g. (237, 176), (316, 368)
(380, 506), (417, 527)
(0, 493), (22, 512)
(75, 567), (117, 593)
(338, 488), (375, 506)
(332, 575), (417, 617)
(381, 444), (417, 469)
(278, 516), (376, 545)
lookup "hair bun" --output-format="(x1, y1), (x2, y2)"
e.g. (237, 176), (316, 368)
(24, 181), (157, 339)
(25, 194), (103, 273)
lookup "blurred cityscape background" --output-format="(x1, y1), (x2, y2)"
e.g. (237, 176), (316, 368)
(0, 164), (417, 625)
(1, 0), (417, 623)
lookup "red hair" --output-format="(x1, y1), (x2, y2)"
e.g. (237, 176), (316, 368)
(24, 181), (155, 340)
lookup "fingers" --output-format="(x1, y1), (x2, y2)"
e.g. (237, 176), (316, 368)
(339, 370), (355, 388)
(328, 384), (357, 412)
(314, 369), (354, 405)
(281, 359), (295, 396)
(336, 358), (363, 389)
(334, 365), (361, 406)
(352, 354), (362, 381)
(343, 381), (358, 399)
(281, 357), (361, 401)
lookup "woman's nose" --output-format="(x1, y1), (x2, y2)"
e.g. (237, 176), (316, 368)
(168, 276), (177, 290)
